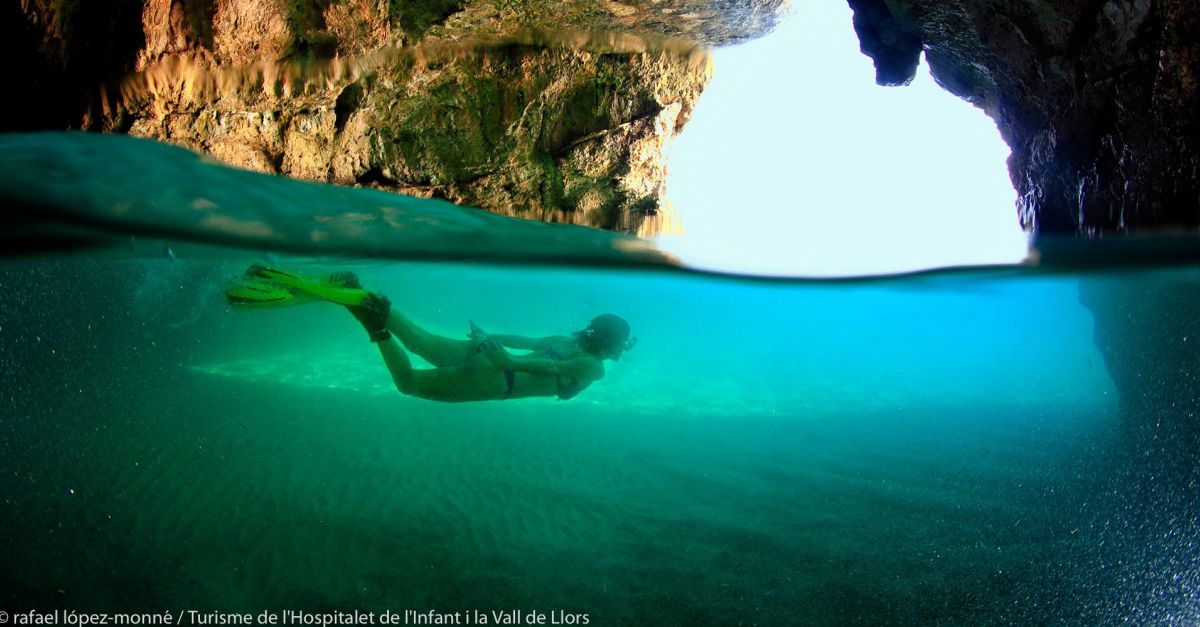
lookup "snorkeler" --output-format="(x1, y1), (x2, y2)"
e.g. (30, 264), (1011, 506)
(227, 265), (634, 402)
(346, 292), (634, 402)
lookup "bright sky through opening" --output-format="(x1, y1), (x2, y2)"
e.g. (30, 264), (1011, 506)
(658, 2), (1030, 277)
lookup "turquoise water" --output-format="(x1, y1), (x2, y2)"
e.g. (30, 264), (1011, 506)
(2, 134), (1199, 624)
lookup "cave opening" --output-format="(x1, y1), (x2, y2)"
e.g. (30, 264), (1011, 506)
(660, 1), (1029, 277)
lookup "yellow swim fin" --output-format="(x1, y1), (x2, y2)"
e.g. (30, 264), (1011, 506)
(240, 264), (369, 306)
(224, 276), (314, 308)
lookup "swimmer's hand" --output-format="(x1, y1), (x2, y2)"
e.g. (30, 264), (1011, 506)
(478, 337), (515, 369)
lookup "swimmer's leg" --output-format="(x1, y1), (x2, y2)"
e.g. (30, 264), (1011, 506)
(384, 309), (475, 367)
(344, 286), (473, 366)
(375, 336), (418, 395)
(375, 338), (494, 401)
(345, 295), (418, 394)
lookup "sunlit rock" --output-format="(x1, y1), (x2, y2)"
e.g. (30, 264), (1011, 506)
(2, 0), (787, 234)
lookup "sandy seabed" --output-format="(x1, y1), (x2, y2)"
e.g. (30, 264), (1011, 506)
(0, 367), (1122, 624)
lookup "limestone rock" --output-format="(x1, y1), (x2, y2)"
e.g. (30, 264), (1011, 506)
(2, 0), (787, 234)
(120, 39), (708, 233)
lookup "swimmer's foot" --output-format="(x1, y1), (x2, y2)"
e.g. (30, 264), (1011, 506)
(245, 262), (270, 278)
(348, 292), (392, 342)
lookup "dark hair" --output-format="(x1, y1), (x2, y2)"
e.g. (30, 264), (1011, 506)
(576, 314), (631, 356)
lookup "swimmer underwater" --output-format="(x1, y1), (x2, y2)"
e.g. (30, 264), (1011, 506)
(227, 266), (636, 402)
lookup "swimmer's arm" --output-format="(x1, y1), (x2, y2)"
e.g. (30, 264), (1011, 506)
(479, 340), (602, 379)
(468, 320), (559, 350)
(489, 334), (562, 350)
(506, 355), (603, 380)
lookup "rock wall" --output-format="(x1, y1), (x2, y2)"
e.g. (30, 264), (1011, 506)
(3, 0), (788, 234)
(847, 0), (1200, 235)
(1077, 273), (1200, 525)
(122, 39), (708, 232)
(12, 0), (1198, 238)
(1, 0), (146, 131)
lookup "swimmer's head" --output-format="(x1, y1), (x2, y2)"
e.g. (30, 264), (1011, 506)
(577, 314), (635, 360)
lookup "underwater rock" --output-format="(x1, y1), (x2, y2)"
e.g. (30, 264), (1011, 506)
(1, 0), (788, 234)
(1077, 273), (1200, 514)
(1079, 273), (1198, 430)
(846, 0), (1200, 235)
